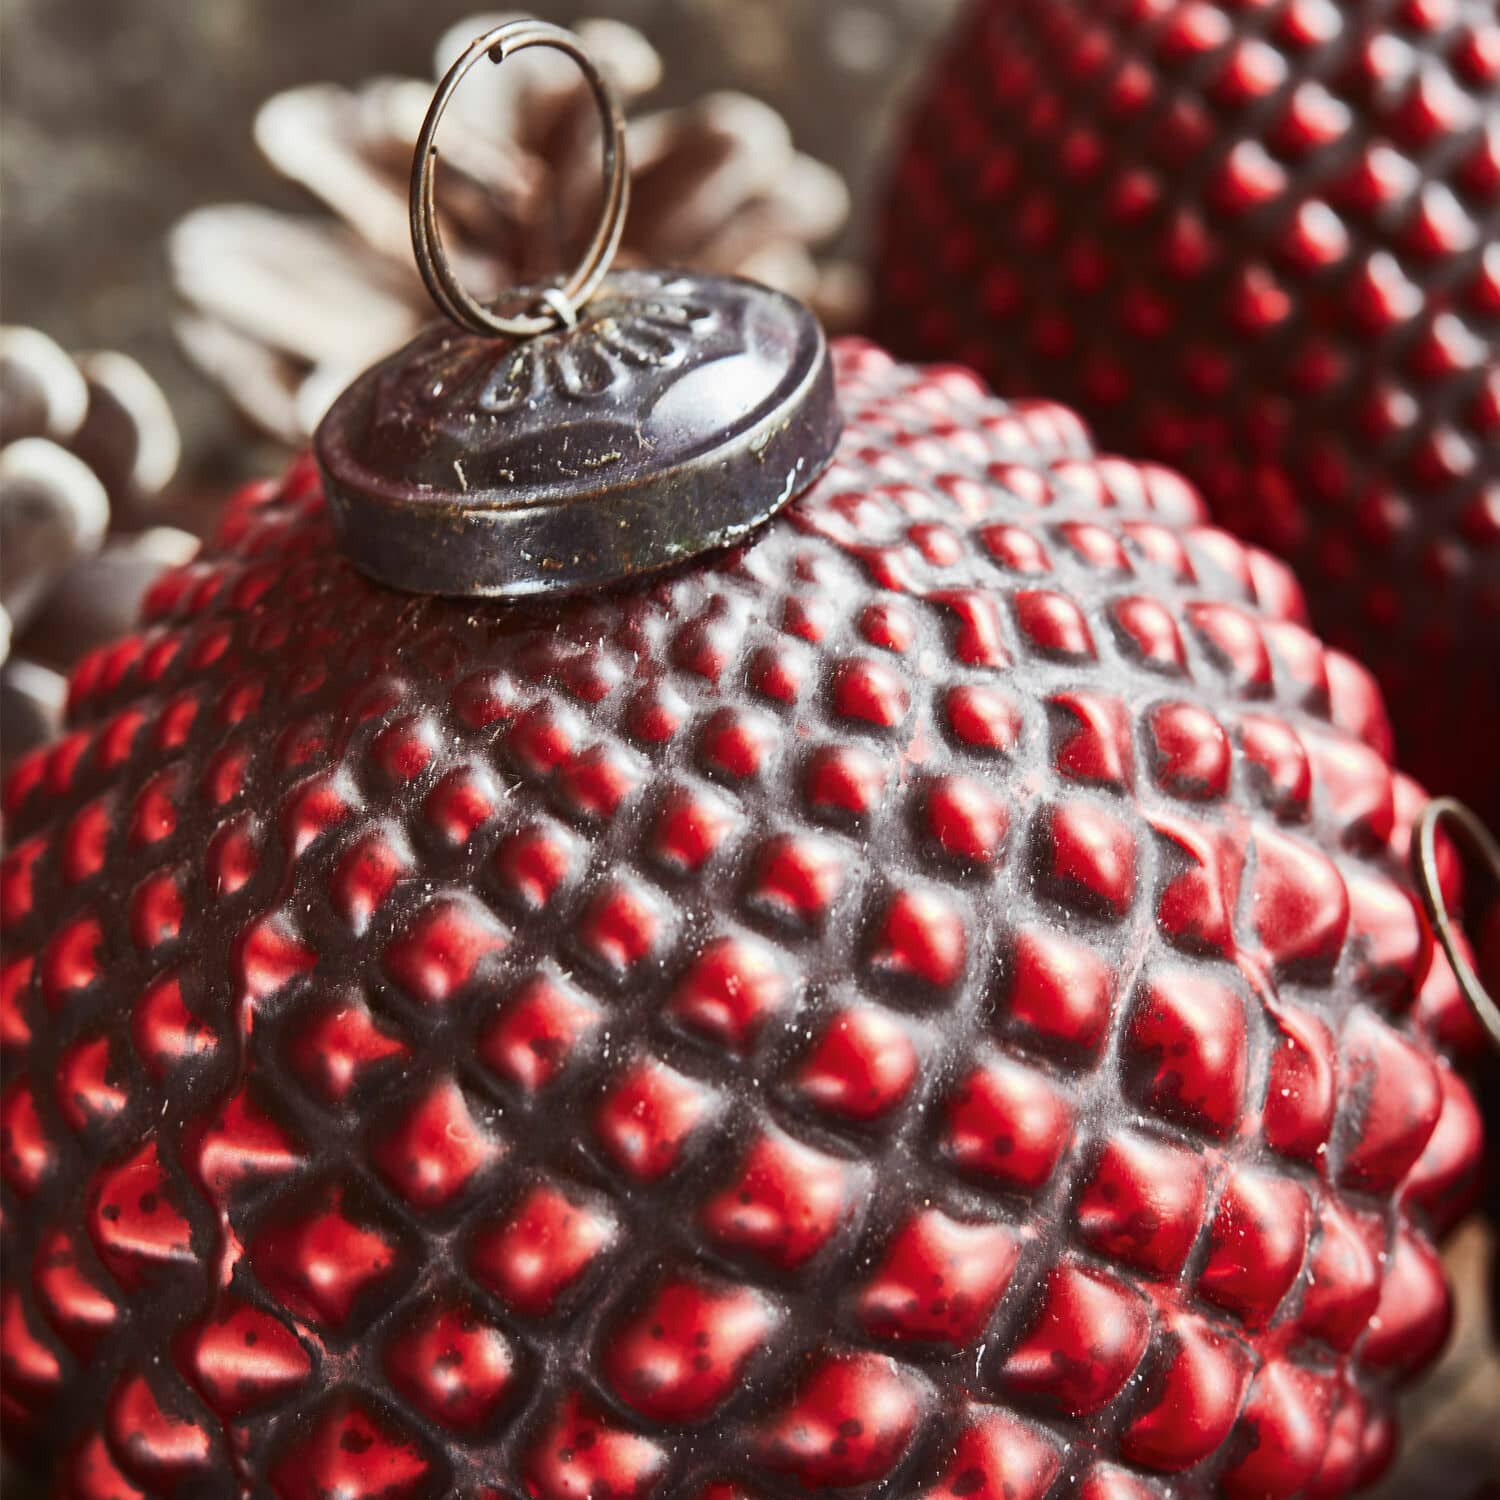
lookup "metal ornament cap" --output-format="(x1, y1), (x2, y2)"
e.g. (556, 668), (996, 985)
(315, 268), (840, 598)
(313, 17), (840, 600)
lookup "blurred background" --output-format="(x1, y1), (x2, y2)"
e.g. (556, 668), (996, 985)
(1, 0), (959, 478)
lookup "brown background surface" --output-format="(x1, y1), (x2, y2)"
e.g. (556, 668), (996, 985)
(0, 0), (956, 475)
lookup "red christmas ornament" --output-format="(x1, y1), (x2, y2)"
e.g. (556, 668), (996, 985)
(3, 345), (1489, 1500)
(1, 19), (1488, 1500)
(874, 0), (1500, 826)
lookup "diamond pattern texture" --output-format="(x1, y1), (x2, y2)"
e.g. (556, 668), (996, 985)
(0, 341), (1484, 1498)
(875, 0), (1500, 826)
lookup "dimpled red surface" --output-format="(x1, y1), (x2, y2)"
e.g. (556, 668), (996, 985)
(0, 341), (1484, 1499)
(875, 0), (1500, 825)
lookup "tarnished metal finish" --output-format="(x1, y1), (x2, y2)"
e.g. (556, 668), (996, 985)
(315, 268), (840, 597)
(316, 18), (842, 599)
(1413, 798), (1500, 1052)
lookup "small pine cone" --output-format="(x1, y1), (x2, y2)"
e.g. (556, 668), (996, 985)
(170, 13), (857, 447)
(0, 327), (192, 771)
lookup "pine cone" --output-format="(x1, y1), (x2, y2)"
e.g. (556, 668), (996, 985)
(170, 13), (857, 446)
(0, 327), (193, 771)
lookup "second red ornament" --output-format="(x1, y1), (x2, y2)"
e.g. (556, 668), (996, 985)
(876, 0), (1500, 825)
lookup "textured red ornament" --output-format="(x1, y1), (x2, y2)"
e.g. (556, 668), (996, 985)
(0, 342), (1484, 1498)
(875, 0), (1500, 825)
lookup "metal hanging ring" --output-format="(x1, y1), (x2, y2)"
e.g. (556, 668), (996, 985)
(410, 18), (630, 339)
(1412, 796), (1500, 1050)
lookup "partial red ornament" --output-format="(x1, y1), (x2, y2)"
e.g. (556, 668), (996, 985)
(875, 0), (1500, 827)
